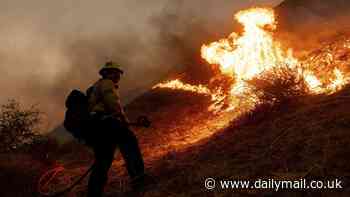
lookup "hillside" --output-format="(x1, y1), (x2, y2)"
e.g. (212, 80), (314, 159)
(119, 72), (350, 197)
(2, 1), (350, 197)
(135, 81), (350, 197)
(3, 78), (350, 196)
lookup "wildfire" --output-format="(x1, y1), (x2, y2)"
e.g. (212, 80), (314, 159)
(153, 7), (350, 113)
(327, 68), (349, 93)
(303, 71), (323, 94)
(201, 8), (297, 79)
(152, 79), (211, 95)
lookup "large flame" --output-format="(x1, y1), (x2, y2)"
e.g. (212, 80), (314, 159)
(153, 7), (350, 113)
(201, 8), (297, 79)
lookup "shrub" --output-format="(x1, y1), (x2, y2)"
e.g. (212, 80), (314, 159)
(0, 99), (42, 152)
(246, 64), (309, 106)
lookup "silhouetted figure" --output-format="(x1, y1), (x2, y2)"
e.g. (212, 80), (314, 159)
(86, 61), (145, 197)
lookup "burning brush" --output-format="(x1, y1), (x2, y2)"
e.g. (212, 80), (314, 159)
(153, 7), (350, 113)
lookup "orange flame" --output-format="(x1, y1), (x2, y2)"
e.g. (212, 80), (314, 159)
(152, 79), (211, 95)
(154, 7), (350, 113)
(327, 68), (349, 93)
(201, 8), (297, 80)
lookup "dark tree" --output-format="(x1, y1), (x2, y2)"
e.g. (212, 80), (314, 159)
(0, 99), (42, 152)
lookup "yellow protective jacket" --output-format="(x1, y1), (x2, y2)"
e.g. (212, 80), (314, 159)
(87, 78), (128, 122)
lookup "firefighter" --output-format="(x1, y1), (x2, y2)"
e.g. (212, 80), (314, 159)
(86, 61), (145, 197)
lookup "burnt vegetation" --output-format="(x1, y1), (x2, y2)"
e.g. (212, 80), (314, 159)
(247, 64), (309, 107)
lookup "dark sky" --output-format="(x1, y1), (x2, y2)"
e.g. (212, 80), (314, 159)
(0, 0), (283, 130)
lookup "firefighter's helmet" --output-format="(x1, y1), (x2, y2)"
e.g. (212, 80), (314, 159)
(99, 61), (124, 76)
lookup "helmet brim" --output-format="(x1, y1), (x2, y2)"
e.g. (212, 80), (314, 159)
(99, 68), (124, 76)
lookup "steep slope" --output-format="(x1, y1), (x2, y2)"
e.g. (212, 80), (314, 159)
(137, 85), (350, 197)
(125, 89), (236, 164)
(4, 80), (350, 197)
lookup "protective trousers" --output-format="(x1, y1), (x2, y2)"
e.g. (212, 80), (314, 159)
(87, 118), (145, 197)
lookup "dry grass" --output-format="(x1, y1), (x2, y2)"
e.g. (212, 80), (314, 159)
(2, 77), (350, 196)
(141, 85), (350, 197)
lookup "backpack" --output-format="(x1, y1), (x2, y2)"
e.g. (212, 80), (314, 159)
(63, 89), (90, 143)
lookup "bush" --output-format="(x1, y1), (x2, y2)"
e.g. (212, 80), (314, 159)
(0, 99), (42, 152)
(246, 64), (309, 106)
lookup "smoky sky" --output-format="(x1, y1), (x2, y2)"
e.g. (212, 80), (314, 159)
(275, 0), (350, 53)
(0, 0), (282, 130)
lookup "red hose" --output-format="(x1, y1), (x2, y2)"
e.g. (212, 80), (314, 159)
(37, 165), (65, 196)
(37, 162), (95, 197)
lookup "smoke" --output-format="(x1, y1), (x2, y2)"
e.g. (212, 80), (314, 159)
(0, 0), (281, 131)
(275, 0), (350, 54)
